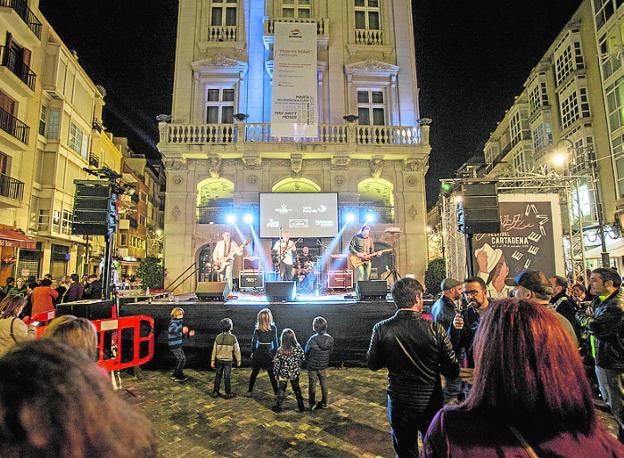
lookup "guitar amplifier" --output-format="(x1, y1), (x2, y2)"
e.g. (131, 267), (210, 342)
(330, 255), (348, 271)
(327, 270), (353, 289)
(239, 270), (264, 289)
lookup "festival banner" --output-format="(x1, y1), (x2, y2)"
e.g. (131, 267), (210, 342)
(271, 22), (318, 138)
(470, 194), (564, 299)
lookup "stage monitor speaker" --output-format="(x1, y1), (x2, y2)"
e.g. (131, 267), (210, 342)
(243, 257), (260, 270)
(459, 183), (500, 234)
(196, 282), (226, 301)
(266, 281), (296, 301)
(356, 280), (388, 301)
(330, 255), (348, 271)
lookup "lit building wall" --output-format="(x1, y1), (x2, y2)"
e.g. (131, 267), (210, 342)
(161, 0), (431, 292)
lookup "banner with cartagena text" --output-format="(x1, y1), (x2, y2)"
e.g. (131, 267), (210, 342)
(470, 193), (564, 299)
(271, 22), (318, 138)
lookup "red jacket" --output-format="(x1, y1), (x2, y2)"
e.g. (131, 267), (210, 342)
(31, 286), (59, 316)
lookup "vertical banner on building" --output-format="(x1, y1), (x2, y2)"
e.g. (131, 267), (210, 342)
(470, 193), (564, 299)
(271, 22), (318, 138)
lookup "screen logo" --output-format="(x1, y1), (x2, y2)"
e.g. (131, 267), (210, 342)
(289, 219), (309, 228)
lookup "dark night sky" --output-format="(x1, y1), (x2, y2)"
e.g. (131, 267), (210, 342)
(40, 1), (583, 206)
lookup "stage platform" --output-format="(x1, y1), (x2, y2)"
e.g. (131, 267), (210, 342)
(119, 292), (397, 369)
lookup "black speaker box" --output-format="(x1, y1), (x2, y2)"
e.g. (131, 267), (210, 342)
(356, 280), (388, 301)
(56, 299), (114, 320)
(266, 281), (296, 301)
(196, 282), (226, 301)
(459, 183), (500, 234)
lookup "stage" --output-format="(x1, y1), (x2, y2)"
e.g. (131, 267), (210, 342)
(119, 291), (397, 369)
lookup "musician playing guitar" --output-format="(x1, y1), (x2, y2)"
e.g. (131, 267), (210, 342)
(212, 231), (245, 299)
(272, 230), (297, 281)
(349, 225), (379, 282)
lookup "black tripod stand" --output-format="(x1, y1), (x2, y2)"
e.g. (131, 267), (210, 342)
(382, 235), (400, 283)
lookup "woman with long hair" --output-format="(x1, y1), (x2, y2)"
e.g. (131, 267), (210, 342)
(272, 328), (305, 413)
(422, 299), (624, 456)
(0, 295), (35, 357)
(246, 308), (279, 396)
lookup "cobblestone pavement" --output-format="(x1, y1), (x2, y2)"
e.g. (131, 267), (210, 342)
(120, 368), (620, 457)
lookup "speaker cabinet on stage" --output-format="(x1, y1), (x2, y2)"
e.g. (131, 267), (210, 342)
(266, 281), (296, 301)
(196, 282), (226, 301)
(329, 255), (348, 271)
(458, 183), (500, 234)
(328, 270), (353, 289)
(356, 280), (388, 301)
(57, 299), (114, 320)
(243, 257), (260, 270)
(239, 270), (264, 290)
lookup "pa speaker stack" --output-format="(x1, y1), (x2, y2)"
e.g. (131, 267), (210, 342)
(458, 183), (500, 234)
(356, 280), (388, 301)
(266, 281), (296, 301)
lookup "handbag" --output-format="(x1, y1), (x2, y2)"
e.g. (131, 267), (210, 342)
(508, 425), (540, 458)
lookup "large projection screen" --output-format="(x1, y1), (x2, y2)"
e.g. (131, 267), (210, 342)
(260, 193), (338, 238)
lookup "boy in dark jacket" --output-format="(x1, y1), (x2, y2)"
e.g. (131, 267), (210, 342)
(168, 307), (194, 382)
(304, 316), (334, 410)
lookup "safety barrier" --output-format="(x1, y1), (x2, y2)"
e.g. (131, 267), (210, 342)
(25, 310), (154, 372)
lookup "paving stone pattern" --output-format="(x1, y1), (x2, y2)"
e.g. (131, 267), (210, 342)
(121, 368), (620, 457)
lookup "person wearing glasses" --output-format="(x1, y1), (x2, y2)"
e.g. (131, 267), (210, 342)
(448, 277), (491, 395)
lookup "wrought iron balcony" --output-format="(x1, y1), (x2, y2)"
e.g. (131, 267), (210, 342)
(0, 0), (41, 39)
(0, 172), (24, 202)
(0, 45), (36, 90)
(159, 122), (423, 147)
(0, 107), (29, 144)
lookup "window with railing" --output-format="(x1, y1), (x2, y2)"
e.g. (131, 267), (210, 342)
(0, 45), (36, 90)
(206, 88), (234, 123)
(0, 0), (42, 38)
(354, 0), (382, 45)
(282, 0), (311, 18)
(357, 89), (385, 125)
(208, 0), (238, 41)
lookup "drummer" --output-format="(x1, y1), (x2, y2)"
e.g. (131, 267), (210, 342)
(297, 246), (315, 291)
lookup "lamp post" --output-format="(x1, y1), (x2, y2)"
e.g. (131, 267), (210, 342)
(555, 139), (610, 268)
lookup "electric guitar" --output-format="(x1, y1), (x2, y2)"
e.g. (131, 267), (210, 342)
(275, 238), (302, 263)
(349, 248), (393, 269)
(214, 240), (250, 273)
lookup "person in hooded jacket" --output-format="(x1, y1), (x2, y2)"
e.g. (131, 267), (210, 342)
(304, 316), (334, 410)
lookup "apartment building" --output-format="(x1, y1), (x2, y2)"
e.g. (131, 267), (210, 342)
(159, 0), (431, 291)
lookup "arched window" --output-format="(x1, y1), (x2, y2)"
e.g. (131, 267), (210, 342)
(357, 177), (394, 223)
(272, 177), (321, 193)
(196, 177), (235, 224)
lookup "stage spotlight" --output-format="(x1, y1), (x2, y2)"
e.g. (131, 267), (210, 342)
(366, 212), (376, 223)
(346, 212), (355, 223)
(244, 213), (253, 224)
(226, 214), (236, 224)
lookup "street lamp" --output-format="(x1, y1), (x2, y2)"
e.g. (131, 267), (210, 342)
(555, 138), (610, 267)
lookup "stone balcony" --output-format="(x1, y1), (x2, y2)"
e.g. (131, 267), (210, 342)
(263, 17), (329, 51)
(158, 122), (429, 158)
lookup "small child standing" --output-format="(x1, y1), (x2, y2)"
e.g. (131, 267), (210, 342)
(304, 316), (334, 410)
(210, 318), (241, 399)
(168, 307), (194, 382)
(272, 328), (305, 413)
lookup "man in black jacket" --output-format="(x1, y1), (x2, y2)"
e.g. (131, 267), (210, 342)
(367, 277), (459, 458)
(578, 267), (624, 441)
(550, 275), (578, 335)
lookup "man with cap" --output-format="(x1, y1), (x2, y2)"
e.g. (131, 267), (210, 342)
(432, 278), (462, 403)
(509, 270), (578, 346)
(432, 278), (462, 331)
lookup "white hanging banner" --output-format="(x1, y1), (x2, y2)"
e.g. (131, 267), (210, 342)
(271, 22), (318, 138)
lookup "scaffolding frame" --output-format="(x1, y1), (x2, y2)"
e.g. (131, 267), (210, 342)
(440, 170), (588, 281)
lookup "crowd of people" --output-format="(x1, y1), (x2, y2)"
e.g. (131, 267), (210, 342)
(3, 265), (624, 456)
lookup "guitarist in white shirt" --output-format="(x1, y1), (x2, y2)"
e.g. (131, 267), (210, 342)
(349, 225), (378, 282)
(212, 231), (244, 299)
(272, 230), (297, 281)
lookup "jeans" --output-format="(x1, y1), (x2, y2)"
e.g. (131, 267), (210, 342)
(387, 394), (441, 458)
(275, 377), (305, 411)
(355, 262), (372, 282)
(442, 375), (463, 403)
(214, 360), (233, 395)
(279, 262), (294, 282)
(596, 365), (624, 429)
(308, 369), (328, 406)
(170, 347), (186, 378)
(248, 360), (279, 394)
(219, 264), (233, 298)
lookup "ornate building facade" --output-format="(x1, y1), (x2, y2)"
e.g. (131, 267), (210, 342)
(159, 0), (431, 292)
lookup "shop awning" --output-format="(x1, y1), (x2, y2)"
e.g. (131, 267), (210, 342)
(0, 230), (36, 249)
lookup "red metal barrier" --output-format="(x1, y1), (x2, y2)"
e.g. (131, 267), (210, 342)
(28, 311), (154, 372)
(92, 315), (154, 372)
